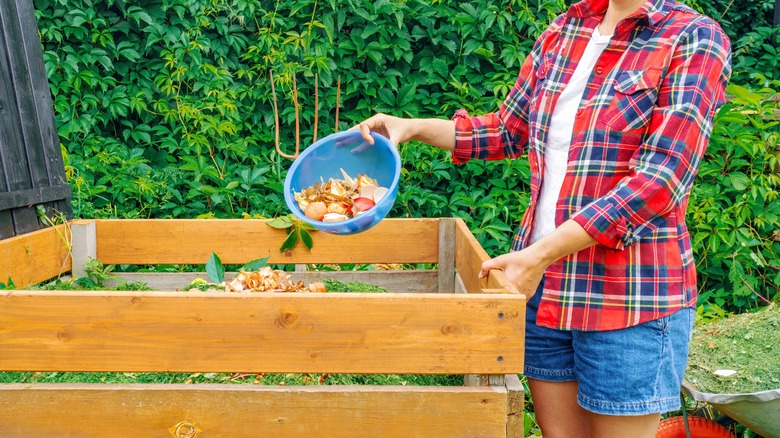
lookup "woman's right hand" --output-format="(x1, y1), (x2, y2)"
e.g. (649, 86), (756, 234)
(352, 113), (415, 146)
(353, 114), (456, 151)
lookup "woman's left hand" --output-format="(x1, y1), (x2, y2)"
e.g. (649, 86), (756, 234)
(479, 248), (548, 296)
(478, 220), (599, 296)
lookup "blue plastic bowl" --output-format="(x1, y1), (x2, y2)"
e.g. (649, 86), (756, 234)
(284, 130), (401, 235)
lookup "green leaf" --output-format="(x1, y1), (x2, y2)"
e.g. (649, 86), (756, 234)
(267, 216), (294, 229)
(280, 230), (299, 252)
(0, 277), (15, 290)
(242, 256), (271, 271)
(299, 229), (314, 250)
(298, 222), (318, 231)
(206, 252), (225, 283)
(378, 88), (395, 107)
(729, 172), (751, 191)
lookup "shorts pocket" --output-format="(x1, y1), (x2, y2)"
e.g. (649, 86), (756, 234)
(600, 67), (663, 132)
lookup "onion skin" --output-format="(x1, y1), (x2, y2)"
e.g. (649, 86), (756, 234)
(372, 187), (388, 203)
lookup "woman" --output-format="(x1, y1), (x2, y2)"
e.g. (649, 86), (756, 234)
(354, 0), (731, 436)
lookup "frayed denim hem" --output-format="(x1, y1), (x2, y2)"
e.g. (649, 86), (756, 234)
(578, 392), (681, 416)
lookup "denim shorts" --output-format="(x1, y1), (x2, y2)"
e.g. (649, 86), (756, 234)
(523, 279), (694, 416)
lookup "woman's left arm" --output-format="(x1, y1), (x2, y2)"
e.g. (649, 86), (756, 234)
(479, 220), (596, 296)
(570, 20), (732, 250)
(480, 19), (732, 293)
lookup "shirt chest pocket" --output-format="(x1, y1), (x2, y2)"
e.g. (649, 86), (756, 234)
(600, 67), (663, 132)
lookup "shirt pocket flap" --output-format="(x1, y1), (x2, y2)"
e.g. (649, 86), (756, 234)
(613, 67), (663, 94)
(535, 54), (555, 81)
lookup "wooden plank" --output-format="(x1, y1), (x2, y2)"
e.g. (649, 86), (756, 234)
(0, 291), (525, 374)
(437, 218), (456, 293)
(505, 374), (525, 438)
(105, 270), (439, 293)
(0, 184), (71, 211)
(4, 0), (67, 192)
(453, 219), (518, 294)
(9, 207), (40, 236)
(463, 374), (507, 387)
(0, 210), (12, 239)
(0, 224), (70, 288)
(0, 0), (69, 239)
(94, 219), (440, 265)
(70, 220), (96, 280)
(0, 384), (507, 438)
(454, 272), (467, 294)
(454, 218), (491, 294)
(0, 2), (32, 209)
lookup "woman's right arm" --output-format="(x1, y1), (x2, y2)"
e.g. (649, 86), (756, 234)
(354, 115), (455, 151)
(354, 13), (565, 161)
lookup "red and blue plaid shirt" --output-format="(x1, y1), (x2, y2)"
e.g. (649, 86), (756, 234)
(452, 0), (731, 331)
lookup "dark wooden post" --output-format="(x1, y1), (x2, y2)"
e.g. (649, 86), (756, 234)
(774, 0), (779, 27)
(0, 0), (71, 239)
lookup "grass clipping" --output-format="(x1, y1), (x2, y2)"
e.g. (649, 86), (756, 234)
(686, 303), (780, 394)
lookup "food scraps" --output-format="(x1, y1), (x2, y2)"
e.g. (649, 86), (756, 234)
(294, 168), (388, 222)
(225, 267), (326, 293)
(184, 267), (326, 293)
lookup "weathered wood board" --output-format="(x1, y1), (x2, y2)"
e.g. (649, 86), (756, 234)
(0, 224), (70, 287)
(94, 218), (440, 265)
(0, 384), (508, 438)
(0, 291), (524, 374)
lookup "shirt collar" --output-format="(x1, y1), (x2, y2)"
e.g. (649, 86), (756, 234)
(567, 0), (672, 27)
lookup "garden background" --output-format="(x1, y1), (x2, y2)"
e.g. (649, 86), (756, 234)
(33, 0), (779, 316)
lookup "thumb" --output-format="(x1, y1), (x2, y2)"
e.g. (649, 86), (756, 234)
(479, 258), (501, 279)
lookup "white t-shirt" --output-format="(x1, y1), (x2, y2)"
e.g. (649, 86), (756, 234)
(529, 26), (612, 244)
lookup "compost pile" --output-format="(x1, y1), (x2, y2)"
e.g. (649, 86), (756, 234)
(184, 267), (326, 293)
(224, 267), (326, 293)
(686, 303), (780, 394)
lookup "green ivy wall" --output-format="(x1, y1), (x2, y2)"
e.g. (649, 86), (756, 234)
(33, 0), (779, 312)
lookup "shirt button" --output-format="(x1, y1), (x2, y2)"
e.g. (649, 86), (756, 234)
(596, 66), (603, 74)
(576, 109), (583, 116)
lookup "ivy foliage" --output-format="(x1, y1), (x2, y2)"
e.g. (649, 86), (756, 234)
(32, 0), (779, 311)
(35, 0), (559, 254)
(689, 84), (780, 317)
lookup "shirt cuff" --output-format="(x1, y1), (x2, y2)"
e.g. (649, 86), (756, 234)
(450, 108), (473, 164)
(570, 198), (636, 250)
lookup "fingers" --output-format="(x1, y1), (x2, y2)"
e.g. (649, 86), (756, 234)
(351, 114), (386, 145)
(479, 258), (501, 279)
(359, 122), (375, 145)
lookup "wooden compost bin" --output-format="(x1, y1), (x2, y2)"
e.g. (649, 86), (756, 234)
(0, 218), (526, 437)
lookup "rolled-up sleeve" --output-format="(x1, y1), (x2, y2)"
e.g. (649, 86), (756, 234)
(571, 20), (732, 249)
(450, 25), (552, 164)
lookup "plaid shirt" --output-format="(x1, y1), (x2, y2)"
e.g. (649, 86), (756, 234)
(452, 0), (731, 331)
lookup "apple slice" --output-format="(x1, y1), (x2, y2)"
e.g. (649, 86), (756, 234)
(352, 197), (375, 214)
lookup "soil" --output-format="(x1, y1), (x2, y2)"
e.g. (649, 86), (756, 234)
(686, 303), (780, 394)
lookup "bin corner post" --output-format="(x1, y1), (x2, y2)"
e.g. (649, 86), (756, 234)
(70, 220), (96, 279)
(505, 374), (525, 438)
(463, 374), (506, 387)
(437, 218), (456, 293)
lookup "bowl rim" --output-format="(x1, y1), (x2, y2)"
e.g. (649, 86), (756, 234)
(283, 130), (401, 233)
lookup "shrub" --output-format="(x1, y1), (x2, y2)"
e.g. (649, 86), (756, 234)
(33, 0), (780, 312)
